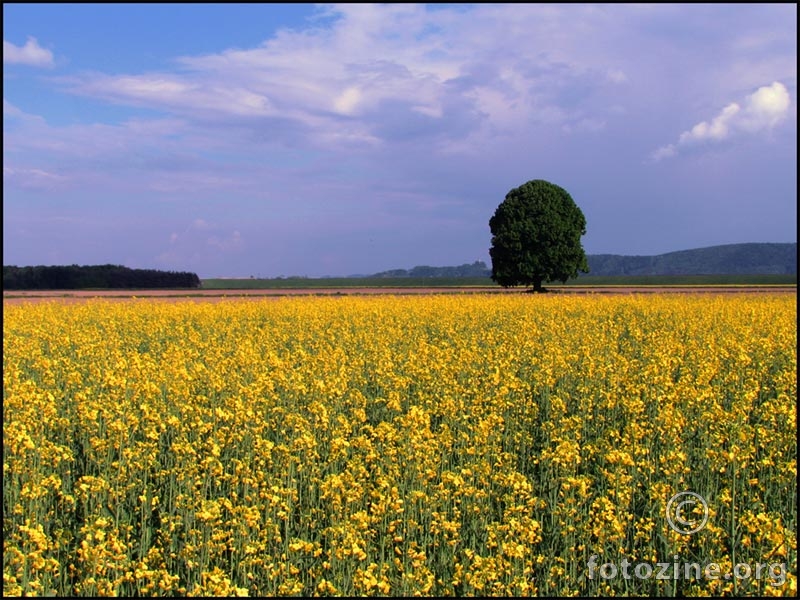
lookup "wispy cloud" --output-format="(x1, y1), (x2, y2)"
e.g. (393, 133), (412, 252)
(3, 36), (54, 67)
(3, 166), (68, 190)
(651, 81), (791, 161)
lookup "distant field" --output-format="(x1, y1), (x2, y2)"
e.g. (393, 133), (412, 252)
(201, 276), (494, 289)
(201, 274), (797, 289)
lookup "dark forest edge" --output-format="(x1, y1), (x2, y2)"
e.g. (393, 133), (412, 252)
(3, 265), (201, 290)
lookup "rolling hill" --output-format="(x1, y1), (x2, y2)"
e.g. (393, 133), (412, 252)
(369, 243), (797, 278)
(585, 242), (796, 276)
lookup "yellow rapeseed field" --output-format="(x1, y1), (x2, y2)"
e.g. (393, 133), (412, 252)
(3, 294), (796, 596)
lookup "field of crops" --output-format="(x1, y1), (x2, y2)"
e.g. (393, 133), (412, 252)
(3, 294), (797, 596)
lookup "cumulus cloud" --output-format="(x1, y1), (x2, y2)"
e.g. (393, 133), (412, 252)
(3, 36), (54, 67)
(652, 81), (791, 161)
(738, 81), (792, 131)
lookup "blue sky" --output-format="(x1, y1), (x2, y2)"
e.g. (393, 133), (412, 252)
(3, 3), (796, 278)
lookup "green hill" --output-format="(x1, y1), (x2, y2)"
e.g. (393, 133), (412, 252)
(585, 243), (796, 276)
(368, 243), (796, 278)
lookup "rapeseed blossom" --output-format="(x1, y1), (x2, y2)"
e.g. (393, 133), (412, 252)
(3, 294), (796, 596)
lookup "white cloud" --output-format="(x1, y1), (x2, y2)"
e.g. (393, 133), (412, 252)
(738, 81), (791, 132)
(71, 73), (273, 118)
(652, 81), (792, 161)
(3, 36), (54, 67)
(334, 86), (363, 115)
(678, 102), (740, 144)
(650, 144), (676, 162)
(110, 76), (193, 98)
(55, 5), (630, 149)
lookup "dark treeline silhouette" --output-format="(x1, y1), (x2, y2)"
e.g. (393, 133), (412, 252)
(3, 265), (201, 290)
(372, 261), (491, 278)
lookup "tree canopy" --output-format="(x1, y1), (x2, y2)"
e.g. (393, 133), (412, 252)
(489, 179), (588, 292)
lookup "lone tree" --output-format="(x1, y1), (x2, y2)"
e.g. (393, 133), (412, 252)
(489, 179), (589, 292)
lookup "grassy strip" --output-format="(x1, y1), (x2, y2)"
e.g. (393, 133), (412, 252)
(201, 274), (796, 289)
(200, 276), (495, 289)
(3, 275), (795, 297)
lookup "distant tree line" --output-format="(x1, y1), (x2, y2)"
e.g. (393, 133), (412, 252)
(372, 261), (492, 278)
(3, 265), (201, 289)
